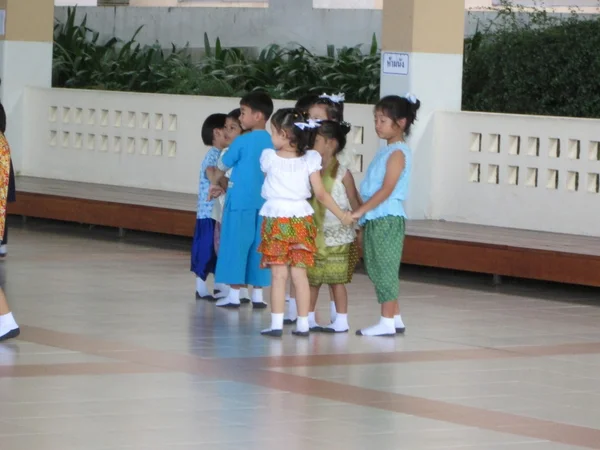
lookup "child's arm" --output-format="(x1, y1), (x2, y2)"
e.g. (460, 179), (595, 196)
(342, 171), (362, 211)
(211, 142), (241, 187)
(310, 172), (353, 226)
(206, 166), (220, 185)
(351, 150), (405, 220)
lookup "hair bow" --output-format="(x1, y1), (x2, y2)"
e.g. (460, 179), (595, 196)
(294, 119), (321, 130)
(403, 93), (418, 105)
(319, 93), (345, 103)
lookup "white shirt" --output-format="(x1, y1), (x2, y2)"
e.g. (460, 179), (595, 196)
(259, 149), (322, 218)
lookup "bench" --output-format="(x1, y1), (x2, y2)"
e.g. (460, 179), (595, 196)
(10, 176), (600, 287)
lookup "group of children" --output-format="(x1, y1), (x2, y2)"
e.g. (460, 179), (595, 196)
(192, 90), (421, 337)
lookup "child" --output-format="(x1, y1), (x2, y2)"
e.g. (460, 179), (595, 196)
(0, 103), (19, 341)
(209, 108), (243, 300)
(209, 92), (274, 309)
(284, 93), (347, 325)
(258, 109), (354, 337)
(351, 94), (421, 337)
(308, 93), (345, 122)
(307, 120), (361, 333)
(192, 113), (228, 300)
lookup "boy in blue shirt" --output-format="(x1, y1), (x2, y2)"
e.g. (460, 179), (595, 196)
(209, 92), (274, 308)
(192, 113), (229, 299)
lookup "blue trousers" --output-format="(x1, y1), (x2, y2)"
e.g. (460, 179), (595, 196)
(215, 207), (271, 287)
(190, 218), (217, 280)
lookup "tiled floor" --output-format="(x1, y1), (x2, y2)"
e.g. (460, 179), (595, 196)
(1, 221), (600, 449)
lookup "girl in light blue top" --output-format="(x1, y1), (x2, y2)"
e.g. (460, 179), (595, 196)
(351, 94), (421, 337)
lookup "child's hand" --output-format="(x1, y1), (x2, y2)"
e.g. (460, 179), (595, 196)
(208, 185), (224, 200)
(351, 209), (363, 221)
(341, 212), (355, 226)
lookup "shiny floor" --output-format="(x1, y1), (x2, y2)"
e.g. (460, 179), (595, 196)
(1, 220), (600, 449)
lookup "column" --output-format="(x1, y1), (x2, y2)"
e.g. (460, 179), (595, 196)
(380, 0), (464, 219)
(0, 0), (54, 171)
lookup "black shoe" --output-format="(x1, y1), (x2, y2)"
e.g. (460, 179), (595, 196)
(283, 318), (297, 325)
(240, 297), (251, 304)
(396, 327), (406, 334)
(321, 327), (349, 334)
(252, 301), (268, 310)
(355, 329), (396, 337)
(291, 330), (310, 337)
(195, 292), (214, 301)
(309, 326), (325, 333)
(216, 302), (241, 309)
(261, 329), (283, 337)
(0, 327), (20, 342)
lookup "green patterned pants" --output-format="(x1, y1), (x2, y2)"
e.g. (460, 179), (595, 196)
(363, 216), (405, 304)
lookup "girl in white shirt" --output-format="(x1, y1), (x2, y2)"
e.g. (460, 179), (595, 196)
(258, 108), (354, 337)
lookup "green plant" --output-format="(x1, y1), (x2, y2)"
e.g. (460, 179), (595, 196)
(462, 0), (600, 118)
(53, 7), (381, 103)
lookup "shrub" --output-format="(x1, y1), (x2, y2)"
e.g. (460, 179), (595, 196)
(463, 1), (600, 118)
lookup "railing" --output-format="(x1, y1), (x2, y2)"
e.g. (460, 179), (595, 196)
(433, 111), (600, 237)
(22, 87), (375, 194)
(22, 87), (600, 237)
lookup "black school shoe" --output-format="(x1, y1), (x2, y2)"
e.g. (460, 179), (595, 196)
(195, 292), (216, 302)
(0, 327), (20, 342)
(261, 329), (283, 337)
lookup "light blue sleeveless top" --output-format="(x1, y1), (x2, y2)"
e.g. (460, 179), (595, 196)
(359, 141), (412, 225)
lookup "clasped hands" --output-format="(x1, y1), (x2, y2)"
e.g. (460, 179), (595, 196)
(208, 184), (224, 200)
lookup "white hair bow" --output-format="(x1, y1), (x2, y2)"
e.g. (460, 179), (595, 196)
(294, 119), (321, 130)
(319, 93), (345, 103)
(403, 93), (418, 104)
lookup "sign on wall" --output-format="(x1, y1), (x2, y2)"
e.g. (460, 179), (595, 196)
(382, 52), (409, 76)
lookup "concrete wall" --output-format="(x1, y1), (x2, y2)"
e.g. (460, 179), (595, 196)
(53, 4), (599, 54)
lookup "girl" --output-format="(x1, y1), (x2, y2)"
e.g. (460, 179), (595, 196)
(258, 109), (353, 337)
(351, 94), (421, 337)
(0, 103), (19, 341)
(307, 120), (361, 333)
(284, 93), (347, 326)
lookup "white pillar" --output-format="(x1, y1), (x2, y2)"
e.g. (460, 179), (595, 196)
(0, 0), (54, 172)
(380, 0), (464, 219)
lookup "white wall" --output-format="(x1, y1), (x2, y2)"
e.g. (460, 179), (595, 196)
(22, 88), (375, 193)
(21, 88), (600, 237)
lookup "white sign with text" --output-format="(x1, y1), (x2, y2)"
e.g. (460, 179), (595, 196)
(382, 52), (409, 76)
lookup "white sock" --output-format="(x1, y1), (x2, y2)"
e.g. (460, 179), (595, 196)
(251, 288), (265, 304)
(308, 311), (319, 329)
(325, 313), (349, 332)
(285, 297), (298, 321)
(358, 317), (395, 336)
(395, 314), (405, 329)
(240, 287), (250, 300)
(215, 288), (240, 306)
(330, 301), (337, 322)
(0, 312), (19, 336)
(214, 284), (230, 299)
(196, 277), (210, 297)
(214, 282), (228, 292)
(296, 316), (309, 333)
(263, 313), (283, 332)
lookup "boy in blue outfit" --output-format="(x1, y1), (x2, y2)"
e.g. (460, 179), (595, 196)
(209, 92), (274, 309)
(191, 113), (229, 299)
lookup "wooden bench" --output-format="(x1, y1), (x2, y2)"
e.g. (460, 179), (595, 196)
(10, 176), (600, 287)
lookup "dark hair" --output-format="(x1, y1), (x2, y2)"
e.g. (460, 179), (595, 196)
(0, 102), (6, 134)
(201, 113), (227, 146)
(311, 94), (345, 122)
(240, 91), (274, 121)
(375, 95), (421, 136)
(270, 108), (315, 156)
(295, 94), (320, 116)
(316, 120), (352, 156)
(227, 108), (241, 122)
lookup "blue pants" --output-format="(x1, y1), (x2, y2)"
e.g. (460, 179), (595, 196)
(215, 207), (271, 287)
(190, 218), (217, 280)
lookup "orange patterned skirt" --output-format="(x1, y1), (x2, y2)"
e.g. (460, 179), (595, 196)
(258, 216), (317, 268)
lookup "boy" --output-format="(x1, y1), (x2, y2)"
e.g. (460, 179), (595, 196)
(209, 92), (274, 309)
(192, 113), (229, 300)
